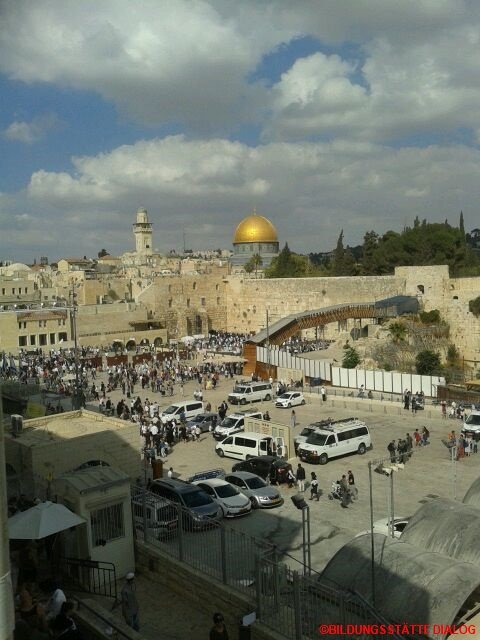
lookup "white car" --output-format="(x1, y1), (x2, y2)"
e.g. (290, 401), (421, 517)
(193, 478), (252, 518)
(275, 391), (306, 408)
(356, 516), (410, 539)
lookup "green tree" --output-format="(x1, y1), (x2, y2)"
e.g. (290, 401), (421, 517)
(469, 296), (480, 317)
(342, 347), (360, 369)
(265, 243), (319, 278)
(361, 231), (380, 275)
(415, 350), (441, 375)
(388, 321), (407, 343)
(244, 253), (263, 277)
(446, 344), (460, 367)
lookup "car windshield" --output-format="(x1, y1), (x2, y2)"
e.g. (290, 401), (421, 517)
(278, 394), (291, 399)
(182, 490), (213, 507)
(163, 406), (177, 415)
(300, 427), (313, 436)
(245, 477), (267, 490)
(306, 433), (328, 446)
(233, 386), (247, 393)
(220, 417), (236, 429)
(466, 414), (480, 426)
(215, 484), (239, 498)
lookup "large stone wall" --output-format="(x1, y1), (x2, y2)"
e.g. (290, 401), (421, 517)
(224, 265), (480, 366)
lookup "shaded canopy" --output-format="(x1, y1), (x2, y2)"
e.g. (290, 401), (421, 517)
(463, 476), (480, 509)
(321, 533), (480, 639)
(402, 497), (480, 566)
(8, 501), (86, 539)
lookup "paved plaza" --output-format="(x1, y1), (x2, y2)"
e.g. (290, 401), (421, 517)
(81, 371), (478, 573)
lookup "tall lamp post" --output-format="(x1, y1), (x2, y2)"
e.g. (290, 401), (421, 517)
(291, 494), (311, 575)
(69, 283), (82, 410)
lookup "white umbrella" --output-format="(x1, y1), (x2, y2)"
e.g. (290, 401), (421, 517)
(8, 501), (86, 540)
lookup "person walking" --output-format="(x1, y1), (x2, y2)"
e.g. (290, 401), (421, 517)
(210, 612), (229, 640)
(286, 468), (296, 488)
(387, 440), (396, 463)
(167, 466), (174, 479)
(121, 573), (139, 631)
(339, 474), (350, 508)
(309, 472), (319, 501)
(347, 470), (358, 500)
(290, 409), (297, 428)
(296, 464), (306, 492)
(320, 386), (327, 402)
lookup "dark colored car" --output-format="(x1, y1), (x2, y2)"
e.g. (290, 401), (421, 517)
(150, 478), (222, 530)
(232, 455), (292, 484)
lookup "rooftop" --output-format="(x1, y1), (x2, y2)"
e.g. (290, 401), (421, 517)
(7, 410), (133, 448)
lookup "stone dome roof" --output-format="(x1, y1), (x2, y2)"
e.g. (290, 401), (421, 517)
(233, 211), (278, 244)
(2, 263), (32, 276)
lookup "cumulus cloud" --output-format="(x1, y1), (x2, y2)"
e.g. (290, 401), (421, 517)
(3, 113), (59, 144)
(0, 136), (469, 260)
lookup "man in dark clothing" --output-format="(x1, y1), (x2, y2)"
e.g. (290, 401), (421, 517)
(210, 612), (228, 640)
(296, 464), (306, 492)
(387, 440), (396, 463)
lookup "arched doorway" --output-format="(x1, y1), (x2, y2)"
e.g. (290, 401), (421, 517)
(154, 337), (163, 348)
(126, 339), (136, 351)
(112, 340), (124, 353)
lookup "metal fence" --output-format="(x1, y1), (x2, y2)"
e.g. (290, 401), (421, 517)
(132, 486), (409, 640)
(132, 485), (275, 596)
(256, 555), (407, 640)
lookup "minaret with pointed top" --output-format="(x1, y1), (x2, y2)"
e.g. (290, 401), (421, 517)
(133, 207), (153, 256)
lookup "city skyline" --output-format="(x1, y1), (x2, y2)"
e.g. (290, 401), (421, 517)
(2, 1), (480, 261)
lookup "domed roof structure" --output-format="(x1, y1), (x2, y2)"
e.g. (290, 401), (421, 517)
(1, 263), (31, 276)
(233, 210), (278, 244)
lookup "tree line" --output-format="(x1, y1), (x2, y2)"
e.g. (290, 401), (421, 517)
(263, 213), (480, 278)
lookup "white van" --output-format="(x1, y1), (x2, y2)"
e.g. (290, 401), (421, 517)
(228, 381), (273, 406)
(213, 410), (263, 441)
(215, 432), (285, 461)
(160, 400), (205, 424)
(297, 420), (371, 465)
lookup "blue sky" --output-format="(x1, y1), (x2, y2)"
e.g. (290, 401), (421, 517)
(1, 1), (480, 262)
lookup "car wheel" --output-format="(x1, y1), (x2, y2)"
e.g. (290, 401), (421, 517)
(301, 399), (306, 405)
(288, 402), (292, 408)
(358, 443), (367, 455)
(265, 394), (271, 401)
(250, 497), (259, 509)
(240, 398), (247, 405)
(217, 448), (225, 457)
(319, 453), (328, 465)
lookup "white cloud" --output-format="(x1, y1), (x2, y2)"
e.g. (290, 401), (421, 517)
(3, 113), (59, 144)
(0, 136), (469, 260)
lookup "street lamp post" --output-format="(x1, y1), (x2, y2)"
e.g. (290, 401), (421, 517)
(69, 284), (82, 410)
(291, 494), (311, 575)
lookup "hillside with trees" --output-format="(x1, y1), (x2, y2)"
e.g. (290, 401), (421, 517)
(307, 213), (480, 278)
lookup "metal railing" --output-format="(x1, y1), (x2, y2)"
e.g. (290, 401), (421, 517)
(131, 486), (412, 640)
(255, 555), (408, 640)
(132, 485), (274, 596)
(60, 557), (118, 602)
(73, 597), (134, 640)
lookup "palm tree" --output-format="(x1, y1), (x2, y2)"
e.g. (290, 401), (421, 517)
(388, 321), (407, 343)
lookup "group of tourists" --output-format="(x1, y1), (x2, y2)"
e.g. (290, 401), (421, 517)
(446, 430), (478, 458)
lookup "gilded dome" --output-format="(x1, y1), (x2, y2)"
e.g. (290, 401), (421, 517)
(233, 212), (278, 244)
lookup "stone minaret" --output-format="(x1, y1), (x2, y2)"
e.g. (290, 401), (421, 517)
(133, 207), (153, 256)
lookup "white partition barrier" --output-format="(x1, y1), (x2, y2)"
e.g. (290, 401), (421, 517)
(256, 346), (445, 397)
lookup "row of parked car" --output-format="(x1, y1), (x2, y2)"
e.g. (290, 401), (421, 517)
(133, 456), (292, 538)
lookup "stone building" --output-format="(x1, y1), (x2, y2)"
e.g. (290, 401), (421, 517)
(5, 410), (142, 499)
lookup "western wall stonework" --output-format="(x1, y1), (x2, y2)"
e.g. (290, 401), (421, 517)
(224, 265), (480, 365)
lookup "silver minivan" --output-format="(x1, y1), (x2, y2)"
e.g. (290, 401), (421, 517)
(228, 382), (273, 405)
(160, 400), (205, 424)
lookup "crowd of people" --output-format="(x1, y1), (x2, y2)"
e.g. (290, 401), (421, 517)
(280, 337), (334, 354)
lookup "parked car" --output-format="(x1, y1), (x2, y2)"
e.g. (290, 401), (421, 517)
(232, 456), (292, 484)
(356, 517), (410, 540)
(132, 494), (178, 539)
(193, 478), (252, 518)
(185, 412), (218, 434)
(150, 478), (222, 530)
(275, 391), (305, 408)
(224, 472), (284, 509)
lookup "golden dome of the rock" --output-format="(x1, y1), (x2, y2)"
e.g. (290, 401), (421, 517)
(233, 212), (278, 244)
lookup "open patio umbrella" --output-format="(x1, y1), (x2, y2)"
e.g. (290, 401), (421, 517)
(8, 501), (86, 540)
